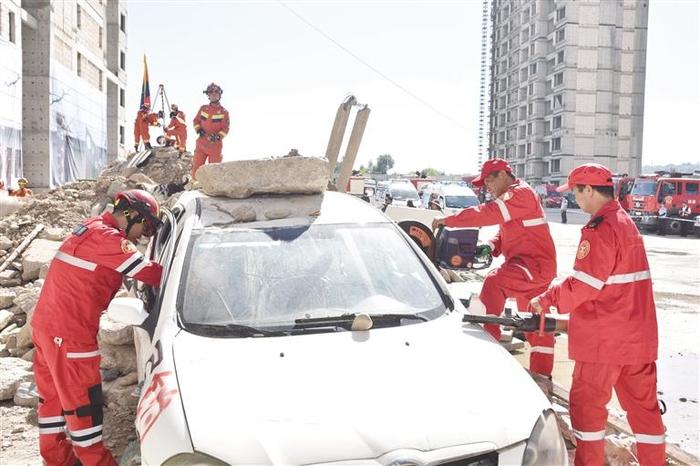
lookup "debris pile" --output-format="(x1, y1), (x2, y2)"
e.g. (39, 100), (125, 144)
(0, 146), (191, 461)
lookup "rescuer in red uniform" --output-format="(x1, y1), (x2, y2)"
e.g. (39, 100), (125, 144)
(133, 104), (160, 151)
(432, 158), (557, 376)
(531, 163), (665, 466)
(165, 104), (187, 155)
(31, 190), (163, 466)
(192, 83), (230, 179)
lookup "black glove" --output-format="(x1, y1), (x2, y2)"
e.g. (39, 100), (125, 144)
(198, 129), (206, 137)
(208, 133), (221, 142)
(518, 315), (557, 332)
(157, 110), (164, 118)
(170, 111), (177, 118)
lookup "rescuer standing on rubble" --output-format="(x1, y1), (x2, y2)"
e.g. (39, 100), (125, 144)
(192, 82), (230, 179)
(432, 158), (557, 376)
(9, 177), (33, 197)
(133, 103), (160, 152)
(165, 104), (188, 155)
(31, 190), (163, 466)
(530, 164), (665, 466)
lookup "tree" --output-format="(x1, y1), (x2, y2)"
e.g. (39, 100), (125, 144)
(420, 167), (444, 178)
(375, 154), (395, 174)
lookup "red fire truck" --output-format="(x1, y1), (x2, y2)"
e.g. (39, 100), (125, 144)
(628, 173), (700, 234)
(612, 175), (635, 211)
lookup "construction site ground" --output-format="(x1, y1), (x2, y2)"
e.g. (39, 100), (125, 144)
(0, 186), (697, 464)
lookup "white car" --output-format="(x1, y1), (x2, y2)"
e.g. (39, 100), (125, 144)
(108, 190), (567, 466)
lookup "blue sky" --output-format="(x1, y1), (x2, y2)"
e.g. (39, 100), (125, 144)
(126, 0), (699, 174)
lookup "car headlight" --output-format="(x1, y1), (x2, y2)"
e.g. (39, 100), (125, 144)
(162, 452), (229, 466)
(522, 410), (568, 466)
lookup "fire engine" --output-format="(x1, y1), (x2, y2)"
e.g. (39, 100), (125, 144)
(628, 173), (700, 234)
(612, 174), (635, 211)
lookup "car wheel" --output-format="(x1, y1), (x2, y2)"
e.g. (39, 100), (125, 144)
(667, 219), (682, 235)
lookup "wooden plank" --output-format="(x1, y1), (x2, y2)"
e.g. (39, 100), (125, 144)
(0, 224), (44, 273)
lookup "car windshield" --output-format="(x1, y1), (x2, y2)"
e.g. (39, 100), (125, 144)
(445, 195), (479, 209)
(631, 180), (657, 196)
(179, 223), (446, 335)
(390, 188), (420, 200)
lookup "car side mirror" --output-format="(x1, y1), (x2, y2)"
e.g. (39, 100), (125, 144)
(107, 297), (148, 326)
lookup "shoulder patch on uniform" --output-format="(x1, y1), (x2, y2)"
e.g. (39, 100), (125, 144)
(72, 224), (88, 236)
(121, 239), (137, 254)
(576, 240), (591, 260)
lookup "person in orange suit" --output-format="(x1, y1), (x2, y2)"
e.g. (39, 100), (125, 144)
(9, 177), (33, 197)
(133, 104), (160, 152)
(192, 83), (230, 179)
(165, 104), (187, 155)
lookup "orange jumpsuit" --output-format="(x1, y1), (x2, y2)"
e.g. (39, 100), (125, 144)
(133, 110), (159, 147)
(165, 110), (187, 154)
(192, 103), (230, 178)
(9, 187), (33, 197)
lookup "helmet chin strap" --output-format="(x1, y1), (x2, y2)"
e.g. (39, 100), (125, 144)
(122, 210), (143, 237)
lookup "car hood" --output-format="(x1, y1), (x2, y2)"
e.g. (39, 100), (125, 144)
(173, 312), (548, 465)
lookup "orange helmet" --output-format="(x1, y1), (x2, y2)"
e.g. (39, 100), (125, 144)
(203, 83), (223, 95)
(114, 189), (162, 237)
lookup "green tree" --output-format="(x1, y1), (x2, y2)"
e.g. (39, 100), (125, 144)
(375, 154), (395, 174)
(420, 167), (444, 177)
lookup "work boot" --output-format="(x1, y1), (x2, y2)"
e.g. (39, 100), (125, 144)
(134, 144), (139, 152)
(145, 142), (153, 150)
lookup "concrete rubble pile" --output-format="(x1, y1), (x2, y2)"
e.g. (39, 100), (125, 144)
(0, 146), (191, 458)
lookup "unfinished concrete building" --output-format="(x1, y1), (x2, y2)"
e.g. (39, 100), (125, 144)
(0, 0), (127, 189)
(488, 0), (648, 185)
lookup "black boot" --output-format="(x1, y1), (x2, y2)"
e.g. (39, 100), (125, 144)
(134, 144), (139, 152)
(145, 142), (153, 150)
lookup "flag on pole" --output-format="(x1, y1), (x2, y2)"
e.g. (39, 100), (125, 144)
(140, 55), (151, 108)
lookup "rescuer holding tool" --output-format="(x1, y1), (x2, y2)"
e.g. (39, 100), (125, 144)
(133, 103), (160, 151)
(530, 163), (665, 466)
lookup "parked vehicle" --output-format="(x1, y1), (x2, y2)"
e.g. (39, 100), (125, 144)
(108, 190), (566, 466)
(387, 181), (422, 207)
(628, 174), (700, 233)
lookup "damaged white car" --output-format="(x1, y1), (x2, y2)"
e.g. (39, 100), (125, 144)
(108, 189), (567, 466)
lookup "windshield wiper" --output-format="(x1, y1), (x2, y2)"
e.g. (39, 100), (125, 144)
(294, 313), (428, 330)
(184, 322), (286, 338)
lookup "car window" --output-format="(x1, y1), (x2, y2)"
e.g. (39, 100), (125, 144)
(179, 223), (446, 332)
(390, 187), (420, 200)
(445, 195), (479, 209)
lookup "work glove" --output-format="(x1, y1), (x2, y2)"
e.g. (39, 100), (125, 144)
(157, 111), (164, 118)
(475, 243), (492, 260)
(518, 314), (557, 333)
(197, 128), (206, 137)
(208, 133), (221, 143)
(170, 111), (177, 118)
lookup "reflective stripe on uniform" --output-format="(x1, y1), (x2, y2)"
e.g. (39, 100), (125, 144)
(522, 217), (547, 227)
(54, 251), (97, 271)
(38, 415), (67, 434)
(115, 252), (144, 273)
(530, 346), (554, 354)
(606, 270), (651, 284)
(495, 198), (511, 222)
(200, 111), (209, 119)
(514, 263), (534, 281)
(573, 270), (605, 290)
(66, 350), (101, 359)
(635, 433), (665, 444)
(573, 429), (606, 441)
(212, 113), (224, 119)
(126, 258), (149, 278)
(70, 425), (103, 447)
(218, 131), (227, 137)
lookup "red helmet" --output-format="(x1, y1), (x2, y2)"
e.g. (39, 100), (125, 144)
(114, 189), (162, 236)
(203, 83), (223, 95)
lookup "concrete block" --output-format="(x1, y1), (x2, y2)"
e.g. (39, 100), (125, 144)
(21, 239), (61, 281)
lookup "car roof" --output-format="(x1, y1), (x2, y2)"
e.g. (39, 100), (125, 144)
(178, 191), (391, 229)
(440, 185), (476, 196)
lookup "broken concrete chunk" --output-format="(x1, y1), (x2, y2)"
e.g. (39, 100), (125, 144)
(98, 313), (134, 346)
(21, 239), (61, 281)
(0, 270), (21, 287)
(0, 236), (13, 251)
(0, 357), (33, 400)
(0, 289), (17, 310)
(100, 343), (137, 374)
(197, 156), (329, 198)
(14, 381), (39, 407)
(0, 309), (13, 332)
(42, 227), (68, 241)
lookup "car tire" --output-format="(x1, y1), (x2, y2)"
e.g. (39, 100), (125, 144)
(667, 219), (682, 235)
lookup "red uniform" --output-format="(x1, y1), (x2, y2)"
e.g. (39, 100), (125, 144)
(537, 200), (664, 465)
(32, 212), (162, 466)
(133, 110), (159, 147)
(165, 110), (187, 154)
(192, 103), (230, 178)
(9, 187), (33, 197)
(446, 179), (557, 375)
